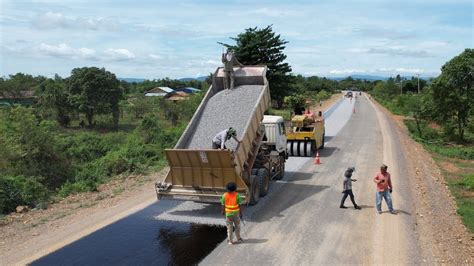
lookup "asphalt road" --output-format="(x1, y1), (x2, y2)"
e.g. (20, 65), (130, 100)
(202, 94), (422, 265)
(31, 94), (423, 265)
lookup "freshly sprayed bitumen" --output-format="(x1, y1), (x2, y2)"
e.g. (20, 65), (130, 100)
(185, 85), (264, 150)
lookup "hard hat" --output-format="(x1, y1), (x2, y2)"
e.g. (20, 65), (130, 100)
(227, 127), (237, 137)
(226, 182), (237, 192)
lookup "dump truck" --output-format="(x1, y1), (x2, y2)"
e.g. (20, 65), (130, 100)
(286, 114), (325, 157)
(155, 66), (287, 205)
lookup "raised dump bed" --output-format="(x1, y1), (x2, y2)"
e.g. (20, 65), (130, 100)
(156, 66), (272, 204)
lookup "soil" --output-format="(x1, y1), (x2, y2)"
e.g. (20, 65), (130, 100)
(1, 92), (473, 264)
(372, 100), (473, 263)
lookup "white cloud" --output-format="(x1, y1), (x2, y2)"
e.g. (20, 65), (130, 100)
(32, 11), (117, 31)
(38, 43), (96, 59)
(105, 48), (135, 61)
(149, 54), (162, 60)
(245, 8), (301, 17)
(330, 69), (366, 75)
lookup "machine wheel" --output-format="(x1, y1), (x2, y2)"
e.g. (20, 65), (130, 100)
(275, 155), (285, 180)
(288, 141), (313, 157)
(257, 168), (269, 196)
(249, 175), (260, 205)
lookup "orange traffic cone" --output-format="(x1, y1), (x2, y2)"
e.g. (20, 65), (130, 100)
(314, 151), (321, 165)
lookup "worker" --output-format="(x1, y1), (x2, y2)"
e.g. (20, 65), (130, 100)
(221, 182), (244, 245)
(222, 48), (243, 90)
(340, 167), (362, 210)
(212, 127), (240, 149)
(303, 108), (315, 122)
(316, 111), (324, 122)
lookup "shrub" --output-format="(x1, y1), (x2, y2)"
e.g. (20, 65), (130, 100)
(0, 175), (49, 214)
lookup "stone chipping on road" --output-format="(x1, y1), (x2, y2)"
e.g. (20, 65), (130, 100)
(185, 85), (265, 150)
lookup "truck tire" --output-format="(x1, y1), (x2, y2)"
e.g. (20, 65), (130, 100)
(249, 175), (260, 205)
(275, 155), (285, 180)
(257, 168), (269, 196)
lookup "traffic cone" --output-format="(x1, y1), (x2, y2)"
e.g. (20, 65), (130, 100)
(314, 151), (321, 165)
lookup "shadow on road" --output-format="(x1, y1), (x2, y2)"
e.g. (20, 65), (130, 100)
(238, 238), (268, 244)
(318, 147), (339, 157)
(285, 172), (315, 182)
(253, 183), (329, 222)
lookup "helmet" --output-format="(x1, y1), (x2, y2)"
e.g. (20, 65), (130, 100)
(226, 182), (237, 192)
(227, 127), (237, 138)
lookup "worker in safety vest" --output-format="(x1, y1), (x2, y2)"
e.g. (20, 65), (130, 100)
(221, 182), (243, 245)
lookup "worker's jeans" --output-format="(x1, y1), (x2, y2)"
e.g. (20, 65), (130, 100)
(225, 215), (241, 241)
(376, 190), (394, 212)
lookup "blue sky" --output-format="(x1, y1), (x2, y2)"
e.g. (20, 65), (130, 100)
(0, 0), (472, 79)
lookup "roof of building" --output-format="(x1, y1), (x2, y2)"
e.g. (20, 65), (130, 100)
(177, 87), (201, 93)
(147, 87), (174, 94)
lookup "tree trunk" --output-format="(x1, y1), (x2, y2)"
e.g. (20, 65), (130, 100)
(86, 112), (94, 128)
(113, 107), (120, 130)
(414, 114), (422, 138)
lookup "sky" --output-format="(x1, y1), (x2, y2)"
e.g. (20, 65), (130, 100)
(0, 0), (472, 79)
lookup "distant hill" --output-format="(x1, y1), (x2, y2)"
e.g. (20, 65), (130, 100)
(179, 77), (207, 82)
(119, 78), (146, 83)
(328, 75), (389, 81)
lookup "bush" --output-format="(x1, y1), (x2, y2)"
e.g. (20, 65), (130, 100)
(0, 175), (49, 214)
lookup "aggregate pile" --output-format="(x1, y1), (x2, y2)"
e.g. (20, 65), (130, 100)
(185, 85), (265, 150)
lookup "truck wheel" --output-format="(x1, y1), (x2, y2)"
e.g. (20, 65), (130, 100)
(276, 155), (285, 180)
(257, 168), (269, 196)
(249, 175), (260, 205)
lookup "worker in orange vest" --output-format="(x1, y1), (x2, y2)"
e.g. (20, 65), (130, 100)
(221, 182), (244, 245)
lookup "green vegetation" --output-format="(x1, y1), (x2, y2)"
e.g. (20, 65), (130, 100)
(371, 49), (473, 232)
(0, 68), (207, 214)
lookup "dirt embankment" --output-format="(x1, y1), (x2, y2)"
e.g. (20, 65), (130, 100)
(0, 171), (166, 265)
(370, 98), (473, 264)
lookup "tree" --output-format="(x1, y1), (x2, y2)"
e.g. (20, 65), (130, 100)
(37, 78), (72, 126)
(67, 67), (122, 128)
(220, 25), (292, 107)
(431, 48), (473, 141)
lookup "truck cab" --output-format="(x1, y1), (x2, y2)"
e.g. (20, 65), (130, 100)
(261, 115), (287, 156)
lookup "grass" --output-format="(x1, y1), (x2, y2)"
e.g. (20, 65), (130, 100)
(404, 119), (474, 234)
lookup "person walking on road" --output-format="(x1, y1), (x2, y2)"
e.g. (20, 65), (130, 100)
(221, 182), (244, 245)
(222, 48), (243, 90)
(374, 164), (396, 214)
(212, 127), (240, 150)
(340, 167), (361, 210)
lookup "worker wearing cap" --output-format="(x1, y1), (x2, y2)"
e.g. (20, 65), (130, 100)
(222, 48), (243, 90)
(374, 164), (396, 214)
(221, 182), (243, 245)
(212, 127), (240, 149)
(340, 167), (361, 210)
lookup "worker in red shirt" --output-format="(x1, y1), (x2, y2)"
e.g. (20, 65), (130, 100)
(373, 164), (396, 214)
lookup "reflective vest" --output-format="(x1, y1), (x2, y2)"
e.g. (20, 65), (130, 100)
(224, 192), (240, 214)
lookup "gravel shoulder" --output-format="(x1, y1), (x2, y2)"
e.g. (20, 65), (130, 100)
(368, 96), (473, 263)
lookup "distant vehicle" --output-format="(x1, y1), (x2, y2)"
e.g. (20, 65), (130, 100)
(345, 91), (353, 98)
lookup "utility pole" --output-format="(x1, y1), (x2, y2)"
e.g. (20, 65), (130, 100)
(417, 73), (420, 93)
(400, 78), (403, 94)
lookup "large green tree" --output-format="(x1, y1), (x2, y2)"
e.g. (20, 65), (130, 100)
(37, 76), (72, 126)
(67, 67), (122, 128)
(220, 25), (292, 107)
(431, 48), (473, 141)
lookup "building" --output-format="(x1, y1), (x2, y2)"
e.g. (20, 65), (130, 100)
(144, 87), (174, 97)
(176, 87), (201, 94)
(165, 91), (190, 101)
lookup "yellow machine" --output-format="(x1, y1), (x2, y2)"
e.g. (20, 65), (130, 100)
(286, 114), (325, 156)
